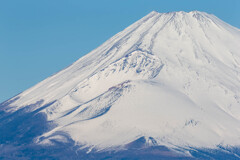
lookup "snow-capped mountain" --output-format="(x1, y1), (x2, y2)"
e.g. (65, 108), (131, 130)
(1, 11), (240, 159)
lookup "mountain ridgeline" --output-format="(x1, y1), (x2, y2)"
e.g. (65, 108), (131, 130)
(1, 11), (240, 159)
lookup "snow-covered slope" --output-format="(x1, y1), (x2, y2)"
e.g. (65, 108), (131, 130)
(1, 11), (240, 158)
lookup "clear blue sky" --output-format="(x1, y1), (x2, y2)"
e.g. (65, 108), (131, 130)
(0, 0), (239, 103)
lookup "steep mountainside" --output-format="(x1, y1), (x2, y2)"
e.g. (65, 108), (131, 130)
(1, 11), (240, 159)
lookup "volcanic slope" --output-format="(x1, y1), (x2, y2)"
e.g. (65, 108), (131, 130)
(1, 11), (240, 159)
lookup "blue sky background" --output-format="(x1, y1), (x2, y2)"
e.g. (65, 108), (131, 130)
(0, 0), (240, 103)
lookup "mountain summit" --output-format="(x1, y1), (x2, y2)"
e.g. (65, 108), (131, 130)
(1, 11), (240, 159)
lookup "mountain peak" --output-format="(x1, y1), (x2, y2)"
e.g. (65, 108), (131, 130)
(146, 10), (212, 22)
(149, 10), (159, 14)
(1, 10), (240, 159)
(138, 11), (212, 33)
(148, 10), (207, 15)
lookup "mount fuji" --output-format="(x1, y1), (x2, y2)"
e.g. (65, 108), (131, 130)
(1, 11), (240, 159)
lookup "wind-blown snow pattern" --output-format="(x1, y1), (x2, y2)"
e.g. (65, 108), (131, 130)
(1, 11), (240, 159)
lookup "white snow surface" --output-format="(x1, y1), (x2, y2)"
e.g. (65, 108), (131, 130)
(4, 11), (240, 150)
